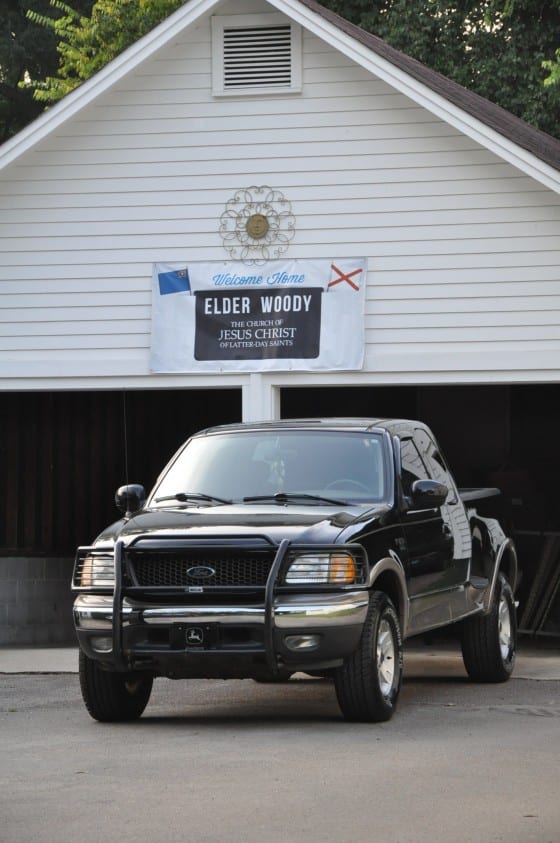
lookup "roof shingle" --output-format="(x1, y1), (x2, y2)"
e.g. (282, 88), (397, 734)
(299, 0), (560, 172)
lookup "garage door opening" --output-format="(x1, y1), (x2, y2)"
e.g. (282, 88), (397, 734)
(1, 388), (242, 556)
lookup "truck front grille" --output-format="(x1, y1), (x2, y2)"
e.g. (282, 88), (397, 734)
(127, 549), (275, 588)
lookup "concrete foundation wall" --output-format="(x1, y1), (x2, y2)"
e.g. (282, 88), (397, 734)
(0, 557), (76, 646)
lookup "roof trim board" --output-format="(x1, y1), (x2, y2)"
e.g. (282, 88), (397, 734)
(1, 0), (559, 192)
(276, 0), (560, 190)
(0, 0), (219, 170)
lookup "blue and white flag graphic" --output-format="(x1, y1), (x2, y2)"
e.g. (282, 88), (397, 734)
(158, 267), (190, 295)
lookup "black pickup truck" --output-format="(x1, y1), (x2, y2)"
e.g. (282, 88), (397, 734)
(72, 418), (518, 723)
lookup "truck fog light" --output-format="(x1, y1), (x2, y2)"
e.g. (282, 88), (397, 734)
(90, 636), (113, 653)
(284, 634), (320, 652)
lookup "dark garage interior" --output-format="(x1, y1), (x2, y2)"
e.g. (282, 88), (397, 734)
(0, 388), (242, 556)
(1, 383), (559, 642)
(282, 383), (560, 638)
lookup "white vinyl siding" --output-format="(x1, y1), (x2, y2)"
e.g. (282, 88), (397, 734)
(1, 0), (559, 387)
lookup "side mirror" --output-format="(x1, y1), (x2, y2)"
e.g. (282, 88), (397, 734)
(115, 483), (146, 516)
(410, 479), (448, 509)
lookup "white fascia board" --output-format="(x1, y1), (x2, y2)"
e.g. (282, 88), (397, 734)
(269, 0), (560, 194)
(0, 373), (247, 391)
(238, 370), (560, 388)
(1, 368), (558, 392)
(0, 0), (221, 172)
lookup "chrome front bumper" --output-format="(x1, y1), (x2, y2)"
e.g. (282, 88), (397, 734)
(74, 591), (369, 631)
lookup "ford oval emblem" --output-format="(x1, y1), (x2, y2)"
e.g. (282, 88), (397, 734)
(186, 566), (216, 580)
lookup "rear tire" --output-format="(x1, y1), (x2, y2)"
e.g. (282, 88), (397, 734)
(334, 591), (403, 722)
(461, 573), (516, 682)
(79, 651), (153, 722)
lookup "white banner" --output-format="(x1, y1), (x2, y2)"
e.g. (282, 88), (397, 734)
(150, 258), (366, 372)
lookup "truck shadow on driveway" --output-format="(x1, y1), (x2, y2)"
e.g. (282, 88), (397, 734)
(115, 671), (494, 727)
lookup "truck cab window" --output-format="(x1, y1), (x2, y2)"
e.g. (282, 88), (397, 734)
(413, 429), (458, 504)
(400, 438), (430, 498)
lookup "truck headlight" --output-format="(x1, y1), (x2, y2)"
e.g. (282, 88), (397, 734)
(284, 552), (360, 585)
(73, 551), (115, 588)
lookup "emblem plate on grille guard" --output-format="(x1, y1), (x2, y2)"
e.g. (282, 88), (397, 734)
(186, 627), (204, 645)
(186, 566), (216, 580)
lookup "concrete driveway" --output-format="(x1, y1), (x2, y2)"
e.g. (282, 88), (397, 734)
(1, 641), (560, 843)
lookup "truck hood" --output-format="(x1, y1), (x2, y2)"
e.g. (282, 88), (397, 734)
(95, 502), (391, 547)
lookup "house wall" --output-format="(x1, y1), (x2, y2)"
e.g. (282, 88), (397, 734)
(1, 0), (559, 399)
(0, 557), (75, 645)
(1, 0), (559, 643)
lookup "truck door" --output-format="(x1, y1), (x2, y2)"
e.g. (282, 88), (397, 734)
(413, 427), (471, 590)
(399, 436), (454, 599)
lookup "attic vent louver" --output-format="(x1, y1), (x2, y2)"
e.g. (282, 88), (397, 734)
(212, 14), (302, 96)
(224, 26), (291, 89)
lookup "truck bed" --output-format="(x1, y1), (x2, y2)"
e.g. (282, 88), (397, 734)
(459, 487), (501, 503)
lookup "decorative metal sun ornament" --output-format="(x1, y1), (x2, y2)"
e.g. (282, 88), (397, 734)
(219, 186), (296, 264)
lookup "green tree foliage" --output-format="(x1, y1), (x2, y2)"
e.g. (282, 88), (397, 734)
(0, 0), (91, 141)
(501, 0), (560, 88)
(322, 0), (560, 138)
(543, 50), (560, 87)
(3, 0), (560, 141)
(22, 0), (183, 103)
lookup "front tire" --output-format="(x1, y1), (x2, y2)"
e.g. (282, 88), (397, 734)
(461, 573), (516, 682)
(79, 651), (153, 722)
(334, 591), (403, 722)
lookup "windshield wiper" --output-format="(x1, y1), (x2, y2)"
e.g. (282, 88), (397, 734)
(153, 491), (232, 505)
(242, 492), (348, 506)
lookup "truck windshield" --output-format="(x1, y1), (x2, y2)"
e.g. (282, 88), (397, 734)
(150, 430), (387, 506)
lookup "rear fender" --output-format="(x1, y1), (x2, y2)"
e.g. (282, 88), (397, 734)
(483, 537), (518, 613)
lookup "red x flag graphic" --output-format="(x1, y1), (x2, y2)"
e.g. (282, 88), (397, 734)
(328, 263), (363, 291)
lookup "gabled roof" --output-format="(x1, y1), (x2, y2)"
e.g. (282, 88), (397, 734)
(299, 0), (560, 174)
(1, 0), (559, 191)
